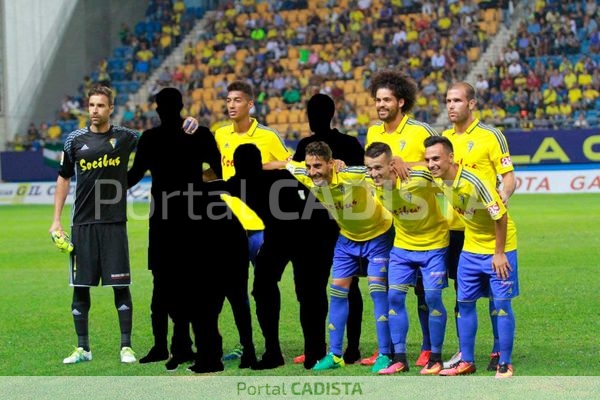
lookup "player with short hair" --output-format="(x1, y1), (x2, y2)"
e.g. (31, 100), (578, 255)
(364, 69), (440, 367)
(287, 141), (395, 373)
(214, 80), (291, 368)
(442, 81), (516, 371)
(364, 142), (449, 375)
(50, 85), (199, 366)
(292, 93), (365, 366)
(424, 136), (518, 378)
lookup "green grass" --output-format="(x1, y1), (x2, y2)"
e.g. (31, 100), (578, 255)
(0, 194), (599, 376)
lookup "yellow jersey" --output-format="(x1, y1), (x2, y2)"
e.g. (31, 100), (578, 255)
(287, 162), (392, 242)
(366, 114), (439, 163)
(374, 166), (448, 250)
(443, 118), (514, 231)
(437, 165), (517, 254)
(215, 118), (291, 230)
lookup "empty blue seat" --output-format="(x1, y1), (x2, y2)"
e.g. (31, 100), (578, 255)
(134, 21), (146, 36)
(108, 58), (125, 72)
(127, 81), (141, 93)
(116, 93), (129, 106)
(111, 81), (128, 94)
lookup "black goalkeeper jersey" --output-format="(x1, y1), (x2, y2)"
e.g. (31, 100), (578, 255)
(59, 125), (138, 225)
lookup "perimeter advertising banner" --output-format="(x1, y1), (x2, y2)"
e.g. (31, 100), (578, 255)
(1, 168), (599, 205)
(505, 128), (600, 165)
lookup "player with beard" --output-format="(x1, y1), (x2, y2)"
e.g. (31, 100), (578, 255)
(363, 70), (440, 368)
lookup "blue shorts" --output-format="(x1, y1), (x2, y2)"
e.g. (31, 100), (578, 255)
(247, 230), (264, 268)
(389, 247), (448, 290)
(332, 227), (394, 280)
(457, 250), (519, 301)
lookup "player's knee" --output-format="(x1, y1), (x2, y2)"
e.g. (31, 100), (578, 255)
(388, 287), (407, 310)
(424, 290), (444, 312)
(329, 283), (349, 299)
(367, 279), (388, 301)
(71, 287), (90, 315)
(493, 299), (512, 317)
(457, 300), (476, 315)
(113, 287), (132, 310)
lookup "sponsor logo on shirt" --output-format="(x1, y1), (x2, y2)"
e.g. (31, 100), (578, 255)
(487, 202), (501, 217)
(501, 156), (513, 167)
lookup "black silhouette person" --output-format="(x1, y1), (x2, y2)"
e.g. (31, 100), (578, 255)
(127, 87), (222, 370)
(293, 93), (366, 364)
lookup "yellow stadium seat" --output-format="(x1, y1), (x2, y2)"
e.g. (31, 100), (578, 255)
(202, 88), (215, 102)
(276, 110), (290, 124)
(266, 113), (277, 125)
(192, 88), (203, 102)
(468, 47), (481, 62)
(256, 2), (269, 14)
(288, 109), (302, 123)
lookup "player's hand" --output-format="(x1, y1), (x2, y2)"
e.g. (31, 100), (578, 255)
(392, 156), (410, 181)
(49, 222), (62, 235)
(491, 253), (512, 279)
(183, 117), (199, 134)
(333, 159), (346, 172)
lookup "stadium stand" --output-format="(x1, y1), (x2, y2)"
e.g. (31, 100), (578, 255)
(10, 0), (600, 150)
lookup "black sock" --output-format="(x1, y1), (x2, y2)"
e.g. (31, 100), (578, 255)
(72, 287), (90, 351)
(114, 287), (133, 348)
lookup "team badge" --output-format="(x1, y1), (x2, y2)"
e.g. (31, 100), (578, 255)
(399, 140), (406, 151)
(467, 141), (474, 152)
(109, 138), (117, 148)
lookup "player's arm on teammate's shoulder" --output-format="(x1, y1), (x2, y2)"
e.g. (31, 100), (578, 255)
(182, 116), (199, 134)
(390, 155), (413, 181)
(263, 155), (293, 170)
(498, 171), (516, 205)
(333, 159), (346, 171)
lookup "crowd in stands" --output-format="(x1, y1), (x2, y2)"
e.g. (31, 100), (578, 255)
(474, 0), (600, 129)
(119, 0), (496, 140)
(8, 0), (600, 152)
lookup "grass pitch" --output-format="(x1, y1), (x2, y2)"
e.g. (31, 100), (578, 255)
(0, 194), (599, 377)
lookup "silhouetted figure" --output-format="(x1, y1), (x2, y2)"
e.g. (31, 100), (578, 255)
(224, 143), (339, 369)
(127, 87), (222, 370)
(293, 93), (366, 364)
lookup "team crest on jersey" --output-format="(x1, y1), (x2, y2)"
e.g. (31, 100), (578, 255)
(399, 140), (406, 151)
(501, 156), (513, 167)
(458, 194), (465, 204)
(487, 202), (501, 217)
(109, 138), (117, 149)
(467, 141), (474, 152)
(338, 186), (345, 194)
